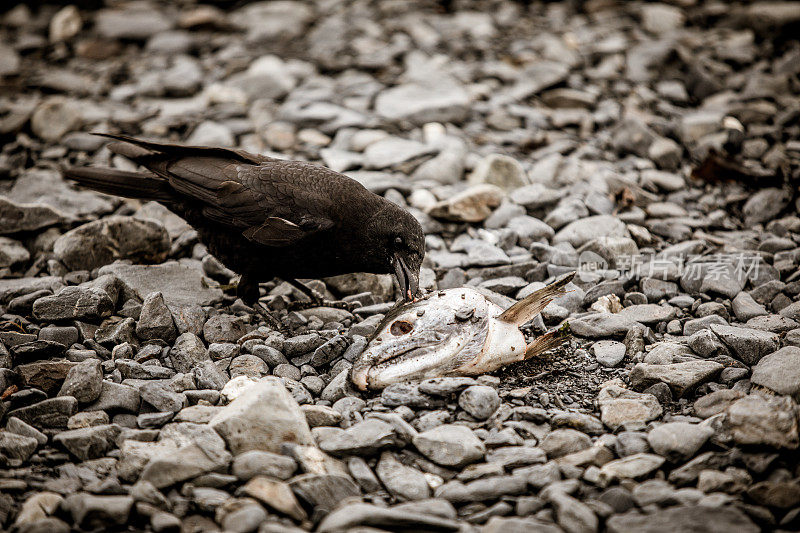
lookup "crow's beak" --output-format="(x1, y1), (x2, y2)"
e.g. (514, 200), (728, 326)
(393, 253), (419, 301)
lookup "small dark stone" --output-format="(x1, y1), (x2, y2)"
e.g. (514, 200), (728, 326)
(643, 382), (673, 405)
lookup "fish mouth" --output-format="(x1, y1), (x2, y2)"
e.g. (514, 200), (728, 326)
(351, 342), (434, 391)
(393, 253), (418, 301)
(351, 330), (469, 390)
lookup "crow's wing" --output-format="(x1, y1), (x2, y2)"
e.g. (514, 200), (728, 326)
(164, 157), (358, 246)
(96, 133), (275, 165)
(95, 134), (365, 246)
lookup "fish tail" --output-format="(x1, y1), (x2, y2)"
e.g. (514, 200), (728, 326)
(498, 271), (575, 326)
(524, 323), (571, 359)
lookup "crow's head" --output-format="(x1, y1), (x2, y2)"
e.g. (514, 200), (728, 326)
(372, 202), (425, 301)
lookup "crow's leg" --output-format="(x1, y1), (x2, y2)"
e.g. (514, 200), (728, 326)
(287, 279), (324, 304)
(254, 302), (287, 333)
(236, 274), (288, 332)
(286, 279), (353, 310)
(236, 273), (261, 303)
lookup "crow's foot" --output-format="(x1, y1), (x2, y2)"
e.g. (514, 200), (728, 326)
(253, 302), (291, 333)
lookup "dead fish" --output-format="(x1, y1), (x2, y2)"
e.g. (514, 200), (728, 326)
(350, 272), (575, 390)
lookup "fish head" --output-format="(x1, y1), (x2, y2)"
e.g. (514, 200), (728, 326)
(350, 288), (496, 390)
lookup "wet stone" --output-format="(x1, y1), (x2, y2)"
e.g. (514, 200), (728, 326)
(0, 431), (39, 462)
(725, 394), (799, 449)
(136, 292), (177, 343)
(319, 419), (400, 456)
(8, 397), (78, 429)
(53, 424), (121, 461)
(232, 450), (297, 481)
(709, 324), (779, 365)
(32, 287), (113, 322)
(606, 505), (758, 533)
(629, 361), (724, 397)
(209, 377), (313, 455)
(412, 424), (486, 467)
(458, 385), (500, 420)
(376, 451), (431, 501)
(750, 346), (800, 398)
(58, 359), (102, 404)
(647, 422), (714, 462)
(418, 377), (477, 396)
(382, 383), (445, 409)
(592, 340), (626, 367)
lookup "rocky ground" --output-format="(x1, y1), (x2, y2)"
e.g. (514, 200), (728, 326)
(1, 0), (800, 531)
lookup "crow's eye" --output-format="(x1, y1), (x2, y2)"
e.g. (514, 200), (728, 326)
(390, 320), (413, 335)
(394, 236), (403, 246)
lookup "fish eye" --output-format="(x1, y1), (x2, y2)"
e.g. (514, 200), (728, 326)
(390, 320), (413, 335)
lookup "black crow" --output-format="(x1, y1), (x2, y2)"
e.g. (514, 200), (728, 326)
(62, 134), (425, 306)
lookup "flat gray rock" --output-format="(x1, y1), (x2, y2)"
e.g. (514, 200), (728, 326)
(0, 431), (39, 462)
(53, 424), (121, 461)
(317, 502), (462, 533)
(375, 83), (471, 125)
(319, 419), (400, 456)
(751, 346), (800, 399)
(570, 313), (636, 338)
(54, 216), (170, 271)
(629, 361), (723, 397)
(376, 451), (431, 501)
(209, 377), (313, 455)
(732, 291), (768, 321)
(616, 304), (676, 324)
(413, 424), (485, 467)
(598, 385), (662, 430)
(725, 394), (799, 449)
(98, 261), (223, 308)
(95, 8), (174, 39)
(709, 324), (779, 365)
(647, 422), (713, 462)
(0, 197), (70, 235)
(9, 169), (114, 219)
(608, 505), (757, 533)
(435, 475), (528, 503)
(553, 215), (630, 248)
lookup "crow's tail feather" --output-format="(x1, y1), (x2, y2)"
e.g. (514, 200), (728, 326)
(62, 166), (174, 202)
